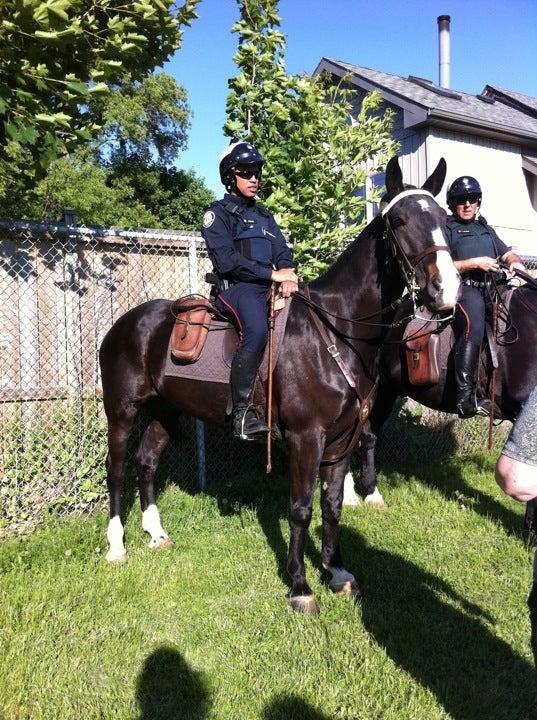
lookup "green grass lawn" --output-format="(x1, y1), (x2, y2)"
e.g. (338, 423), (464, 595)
(1, 452), (535, 720)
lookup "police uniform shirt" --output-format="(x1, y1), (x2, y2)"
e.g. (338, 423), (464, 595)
(201, 193), (294, 284)
(446, 215), (510, 280)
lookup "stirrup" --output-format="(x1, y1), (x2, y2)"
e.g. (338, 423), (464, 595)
(475, 397), (492, 417)
(456, 398), (477, 419)
(232, 407), (269, 441)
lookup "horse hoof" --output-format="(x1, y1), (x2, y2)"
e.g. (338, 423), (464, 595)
(364, 491), (386, 508)
(150, 537), (173, 550)
(288, 594), (320, 615)
(106, 552), (127, 565)
(333, 581), (362, 605)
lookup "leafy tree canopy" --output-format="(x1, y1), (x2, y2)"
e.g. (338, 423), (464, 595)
(27, 150), (214, 230)
(0, 0), (200, 176)
(225, 0), (398, 280)
(94, 72), (191, 166)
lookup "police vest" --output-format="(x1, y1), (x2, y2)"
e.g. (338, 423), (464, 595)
(218, 200), (274, 267)
(446, 217), (500, 262)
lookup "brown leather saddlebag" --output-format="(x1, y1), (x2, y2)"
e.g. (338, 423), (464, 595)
(171, 297), (213, 363)
(404, 333), (440, 386)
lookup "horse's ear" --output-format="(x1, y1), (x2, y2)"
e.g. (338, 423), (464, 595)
(385, 156), (404, 197)
(421, 158), (447, 197)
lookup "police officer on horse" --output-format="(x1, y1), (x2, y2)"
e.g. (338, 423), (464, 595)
(202, 142), (298, 440)
(446, 176), (525, 418)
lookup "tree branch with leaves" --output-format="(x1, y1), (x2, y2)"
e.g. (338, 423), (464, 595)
(0, 0), (200, 178)
(225, 0), (397, 280)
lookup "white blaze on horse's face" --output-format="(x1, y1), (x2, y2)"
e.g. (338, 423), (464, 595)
(382, 189), (459, 311)
(418, 199), (431, 212)
(432, 226), (459, 310)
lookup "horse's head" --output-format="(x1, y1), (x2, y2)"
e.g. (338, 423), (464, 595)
(382, 156), (459, 313)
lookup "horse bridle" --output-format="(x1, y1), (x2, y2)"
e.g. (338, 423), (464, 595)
(295, 188), (449, 330)
(294, 188), (457, 334)
(382, 188), (452, 301)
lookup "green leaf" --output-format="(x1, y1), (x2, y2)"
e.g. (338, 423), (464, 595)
(4, 122), (21, 141)
(48, 4), (69, 22)
(35, 112), (71, 126)
(65, 81), (89, 95)
(125, 33), (148, 42)
(19, 125), (39, 145)
(35, 114), (58, 124)
(87, 83), (109, 94)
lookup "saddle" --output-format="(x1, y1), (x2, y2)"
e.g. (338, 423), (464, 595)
(402, 285), (516, 391)
(170, 274), (288, 365)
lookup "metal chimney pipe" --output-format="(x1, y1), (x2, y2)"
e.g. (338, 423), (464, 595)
(437, 15), (451, 89)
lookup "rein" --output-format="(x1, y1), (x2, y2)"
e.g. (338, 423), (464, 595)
(293, 289), (408, 329)
(302, 285), (378, 465)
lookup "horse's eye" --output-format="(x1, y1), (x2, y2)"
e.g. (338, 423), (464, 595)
(391, 217), (405, 228)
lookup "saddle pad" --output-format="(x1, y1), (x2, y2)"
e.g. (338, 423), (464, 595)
(164, 298), (293, 383)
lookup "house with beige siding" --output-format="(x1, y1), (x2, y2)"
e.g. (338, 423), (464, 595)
(315, 58), (537, 255)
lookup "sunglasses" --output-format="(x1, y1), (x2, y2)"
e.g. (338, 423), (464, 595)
(234, 167), (261, 179)
(455, 194), (480, 205)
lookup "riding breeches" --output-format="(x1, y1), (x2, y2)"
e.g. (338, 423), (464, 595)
(216, 282), (269, 354)
(453, 284), (487, 345)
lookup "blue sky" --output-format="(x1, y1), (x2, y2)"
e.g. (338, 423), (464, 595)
(165, 0), (537, 195)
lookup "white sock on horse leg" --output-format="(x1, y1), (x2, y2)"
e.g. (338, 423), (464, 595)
(324, 565), (356, 590)
(106, 515), (126, 562)
(142, 504), (169, 545)
(343, 472), (361, 506)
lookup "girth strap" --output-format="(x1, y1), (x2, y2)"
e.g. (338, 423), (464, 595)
(302, 286), (378, 464)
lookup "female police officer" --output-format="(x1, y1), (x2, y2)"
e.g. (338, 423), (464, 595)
(201, 142), (298, 440)
(446, 176), (525, 418)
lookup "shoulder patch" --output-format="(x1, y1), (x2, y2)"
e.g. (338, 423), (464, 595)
(203, 210), (215, 228)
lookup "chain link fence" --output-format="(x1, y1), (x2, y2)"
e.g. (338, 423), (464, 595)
(0, 218), (533, 535)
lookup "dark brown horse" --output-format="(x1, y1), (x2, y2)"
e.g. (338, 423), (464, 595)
(99, 156), (459, 613)
(352, 280), (537, 543)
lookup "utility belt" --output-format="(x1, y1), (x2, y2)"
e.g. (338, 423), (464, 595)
(462, 278), (487, 288)
(205, 272), (229, 292)
(461, 271), (506, 289)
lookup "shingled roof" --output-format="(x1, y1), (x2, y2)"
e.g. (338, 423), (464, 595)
(316, 58), (537, 146)
(482, 86), (537, 116)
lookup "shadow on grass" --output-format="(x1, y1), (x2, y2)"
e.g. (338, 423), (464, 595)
(376, 451), (524, 540)
(262, 694), (332, 720)
(152, 428), (323, 593)
(341, 527), (537, 720)
(352, 409), (524, 540)
(136, 645), (211, 720)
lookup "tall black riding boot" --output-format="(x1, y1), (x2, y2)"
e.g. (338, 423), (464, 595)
(230, 347), (269, 440)
(454, 340), (490, 418)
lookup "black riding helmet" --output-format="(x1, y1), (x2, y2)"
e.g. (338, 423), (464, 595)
(446, 176), (482, 207)
(219, 142), (264, 189)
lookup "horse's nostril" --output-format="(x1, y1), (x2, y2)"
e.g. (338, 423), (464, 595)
(432, 274), (442, 291)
